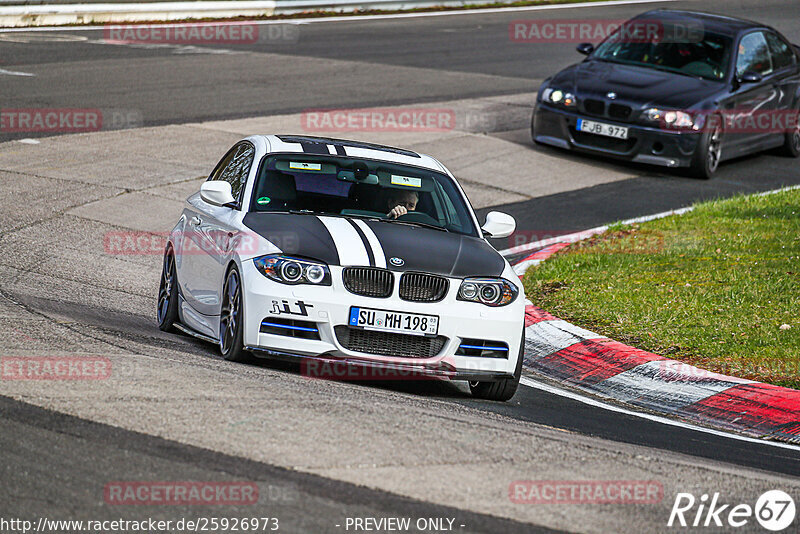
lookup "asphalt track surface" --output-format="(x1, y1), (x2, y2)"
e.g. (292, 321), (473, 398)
(2, 0), (800, 532)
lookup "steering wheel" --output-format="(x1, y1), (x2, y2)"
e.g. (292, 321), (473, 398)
(395, 211), (441, 226)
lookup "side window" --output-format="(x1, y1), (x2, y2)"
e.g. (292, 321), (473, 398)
(736, 32), (773, 77)
(209, 143), (255, 203)
(765, 32), (797, 71)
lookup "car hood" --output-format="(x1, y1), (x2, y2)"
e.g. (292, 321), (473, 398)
(550, 60), (722, 109)
(242, 213), (506, 278)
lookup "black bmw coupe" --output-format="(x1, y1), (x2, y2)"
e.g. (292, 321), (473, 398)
(532, 10), (800, 178)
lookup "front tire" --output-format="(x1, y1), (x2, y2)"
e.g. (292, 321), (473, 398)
(688, 119), (722, 179)
(779, 108), (800, 157)
(157, 247), (179, 332)
(219, 265), (252, 363)
(469, 330), (525, 402)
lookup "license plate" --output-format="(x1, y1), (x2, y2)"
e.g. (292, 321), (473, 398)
(348, 307), (438, 336)
(577, 118), (629, 139)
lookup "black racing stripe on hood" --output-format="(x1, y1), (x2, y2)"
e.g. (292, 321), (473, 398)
(364, 221), (505, 278)
(242, 213), (340, 265)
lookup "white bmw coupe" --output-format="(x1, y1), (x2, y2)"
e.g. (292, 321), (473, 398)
(158, 135), (525, 401)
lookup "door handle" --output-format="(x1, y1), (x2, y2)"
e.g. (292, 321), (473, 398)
(189, 216), (201, 226)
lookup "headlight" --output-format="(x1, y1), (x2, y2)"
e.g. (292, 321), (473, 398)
(254, 255), (331, 286)
(457, 278), (518, 307)
(645, 108), (694, 129)
(543, 88), (577, 107)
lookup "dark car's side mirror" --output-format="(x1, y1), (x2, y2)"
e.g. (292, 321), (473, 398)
(739, 71), (763, 84)
(576, 43), (594, 55)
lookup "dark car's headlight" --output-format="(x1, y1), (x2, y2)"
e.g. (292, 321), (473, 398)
(644, 108), (698, 130)
(253, 255), (331, 286)
(458, 278), (518, 307)
(542, 88), (577, 107)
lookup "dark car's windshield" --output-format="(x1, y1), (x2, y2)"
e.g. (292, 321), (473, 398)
(591, 20), (733, 81)
(249, 154), (478, 236)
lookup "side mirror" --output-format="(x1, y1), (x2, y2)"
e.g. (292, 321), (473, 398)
(200, 181), (235, 207)
(576, 42), (594, 55)
(481, 211), (516, 239)
(739, 71), (763, 84)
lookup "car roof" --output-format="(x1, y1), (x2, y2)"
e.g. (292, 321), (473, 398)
(256, 134), (448, 174)
(636, 9), (770, 36)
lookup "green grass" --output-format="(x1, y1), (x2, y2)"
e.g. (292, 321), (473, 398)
(523, 188), (800, 389)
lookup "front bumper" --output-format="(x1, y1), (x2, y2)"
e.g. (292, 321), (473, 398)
(533, 103), (704, 168)
(240, 262), (524, 380)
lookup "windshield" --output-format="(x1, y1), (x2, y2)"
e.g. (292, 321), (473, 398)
(249, 154), (478, 236)
(591, 20), (733, 81)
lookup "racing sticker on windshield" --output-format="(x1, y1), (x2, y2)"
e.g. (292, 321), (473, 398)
(390, 175), (422, 188)
(289, 162), (322, 171)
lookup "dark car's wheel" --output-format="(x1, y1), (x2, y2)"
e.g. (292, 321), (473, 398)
(157, 247), (179, 332)
(469, 330), (525, 402)
(689, 119), (722, 179)
(219, 265), (251, 363)
(779, 108), (800, 157)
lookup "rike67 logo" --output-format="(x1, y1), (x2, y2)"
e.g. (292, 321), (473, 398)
(668, 490), (796, 531)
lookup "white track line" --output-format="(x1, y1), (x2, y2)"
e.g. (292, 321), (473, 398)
(500, 206), (693, 257)
(520, 377), (800, 451)
(501, 184), (800, 258)
(0, 0), (679, 32)
(0, 68), (35, 76)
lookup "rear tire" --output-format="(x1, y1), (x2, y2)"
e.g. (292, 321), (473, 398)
(779, 108), (800, 157)
(157, 247), (179, 332)
(688, 118), (722, 179)
(469, 330), (525, 402)
(219, 265), (252, 363)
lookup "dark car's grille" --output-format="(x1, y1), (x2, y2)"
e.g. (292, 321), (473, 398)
(342, 267), (393, 298)
(608, 103), (632, 120)
(583, 99), (606, 116)
(335, 326), (447, 358)
(572, 129), (637, 153)
(399, 272), (449, 302)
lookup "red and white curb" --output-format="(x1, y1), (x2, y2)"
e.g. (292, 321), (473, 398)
(506, 196), (800, 445)
(521, 305), (800, 444)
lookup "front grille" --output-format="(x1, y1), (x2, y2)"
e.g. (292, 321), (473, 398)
(583, 99), (606, 116)
(608, 103), (632, 120)
(335, 326), (446, 358)
(399, 272), (449, 302)
(572, 129), (637, 153)
(342, 267), (393, 298)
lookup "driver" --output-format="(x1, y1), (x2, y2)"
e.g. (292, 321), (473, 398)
(386, 189), (418, 219)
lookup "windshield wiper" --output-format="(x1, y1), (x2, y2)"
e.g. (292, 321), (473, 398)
(383, 219), (450, 233)
(646, 63), (705, 79)
(288, 209), (335, 216)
